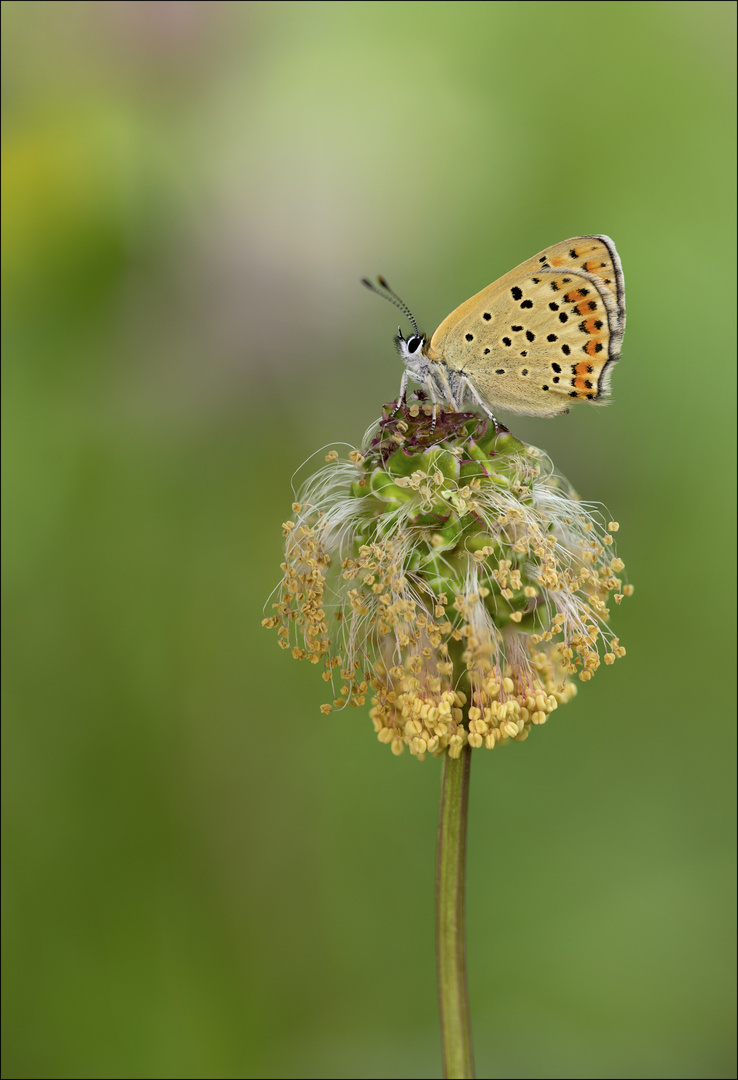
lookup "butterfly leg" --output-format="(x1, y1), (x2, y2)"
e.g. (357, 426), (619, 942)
(460, 376), (500, 434)
(435, 365), (459, 412)
(425, 376), (440, 435)
(392, 370), (409, 415)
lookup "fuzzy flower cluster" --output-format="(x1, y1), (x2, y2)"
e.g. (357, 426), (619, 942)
(263, 401), (631, 761)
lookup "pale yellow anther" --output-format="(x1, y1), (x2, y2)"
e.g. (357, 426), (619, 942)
(509, 611), (523, 623)
(502, 677), (515, 694)
(324, 451), (339, 462)
(608, 521), (619, 532)
(501, 720), (519, 739)
(468, 733), (483, 748)
(391, 739), (405, 755)
(623, 584), (634, 596)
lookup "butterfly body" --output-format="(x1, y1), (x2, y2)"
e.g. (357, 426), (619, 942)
(390, 235), (625, 422)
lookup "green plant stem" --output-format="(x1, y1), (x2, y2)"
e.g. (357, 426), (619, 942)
(436, 742), (475, 1079)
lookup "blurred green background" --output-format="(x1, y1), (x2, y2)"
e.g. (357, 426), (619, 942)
(2, 2), (736, 1077)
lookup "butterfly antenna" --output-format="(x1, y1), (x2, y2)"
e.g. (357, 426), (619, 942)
(361, 276), (420, 336)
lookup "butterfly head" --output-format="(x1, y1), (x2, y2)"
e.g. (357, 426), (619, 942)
(395, 327), (427, 362)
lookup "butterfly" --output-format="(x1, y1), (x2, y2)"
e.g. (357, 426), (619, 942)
(363, 235), (625, 427)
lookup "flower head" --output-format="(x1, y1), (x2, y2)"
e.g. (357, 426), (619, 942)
(264, 401), (631, 760)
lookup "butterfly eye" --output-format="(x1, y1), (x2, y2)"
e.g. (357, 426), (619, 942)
(407, 335), (423, 354)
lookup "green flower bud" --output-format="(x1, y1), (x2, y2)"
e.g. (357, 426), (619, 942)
(264, 402), (631, 760)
